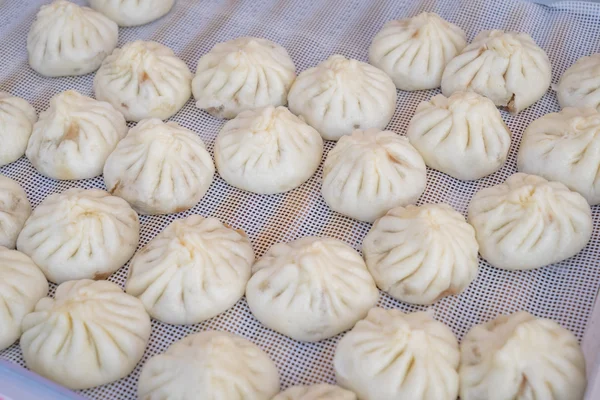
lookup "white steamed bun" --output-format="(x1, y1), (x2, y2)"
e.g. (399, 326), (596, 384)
(0, 247), (48, 351)
(17, 188), (139, 283)
(363, 203), (479, 305)
(193, 37), (296, 119)
(103, 118), (215, 215)
(518, 107), (600, 205)
(288, 54), (397, 141)
(369, 12), (466, 91)
(322, 128), (426, 222)
(26, 90), (127, 180)
(460, 311), (586, 400)
(245, 236), (379, 342)
(468, 173), (592, 270)
(273, 384), (357, 400)
(88, 0), (175, 27)
(334, 308), (459, 400)
(27, 0), (118, 77)
(0, 176), (31, 249)
(94, 40), (192, 122)
(137, 331), (280, 400)
(126, 215), (254, 325)
(0, 93), (37, 166)
(441, 30), (551, 114)
(20, 279), (151, 390)
(557, 54), (600, 111)
(407, 91), (511, 180)
(214, 106), (323, 194)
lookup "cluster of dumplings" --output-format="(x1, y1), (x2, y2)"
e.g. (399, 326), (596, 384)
(0, 1), (596, 399)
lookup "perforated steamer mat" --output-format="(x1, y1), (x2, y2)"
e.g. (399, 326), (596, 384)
(3, 0), (600, 398)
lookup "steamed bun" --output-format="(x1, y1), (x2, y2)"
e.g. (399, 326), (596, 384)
(193, 37), (296, 119)
(369, 12), (466, 91)
(28, 0), (118, 77)
(103, 119), (215, 215)
(17, 188), (139, 284)
(322, 128), (426, 222)
(214, 106), (323, 194)
(273, 384), (357, 400)
(0, 93), (37, 166)
(441, 30), (551, 114)
(94, 40), (192, 122)
(126, 216), (254, 325)
(363, 204), (479, 305)
(288, 55), (397, 140)
(0, 176), (31, 249)
(20, 279), (151, 390)
(407, 91), (511, 180)
(0, 247), (48, 351)
(557, 54), (600, 111)
(460, 311), (586, 400)
(245, 236), (379, 342)
(89, 0), (175, 27)
(26, 90), (127, 180)
(334, 308), (459, 400)
(468, 173), (592, 270)
(137, 331), (280, 400)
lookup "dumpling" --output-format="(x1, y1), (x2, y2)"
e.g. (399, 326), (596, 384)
(20, 279), (151, 390)
(557, 54), (600, 111)
(192, 37), (296, 119)
(334, 308), (460, 400)
(103, 119), (215, 215)
(88, 0), (175, 27)
(26, 90), (127, 180)
(214, 106), (323, 194)
(460, 311), (586, 400)
(94, 41), (192, 122)
(441, 30), (551, 114)
(0, 93), (37, 166)
(245, 236), (379, 342)
(27, 0), (118, 77)
(288, 55), (397, 141)
(518, 108), (600, 205)
(0, 176), (31, 249)
(322, 128), (426, 223)
(273, 384), (357, 400)
(467, 173), (592, 270)
(17, 188), (139, 284)
(363, 203), (479, 305)
(369, 12), (467, 91)
(126, 216), (255, 325)
(0, 248), (48, 351)
(407, 91), (511, 180)
(137, 331), (280, 400)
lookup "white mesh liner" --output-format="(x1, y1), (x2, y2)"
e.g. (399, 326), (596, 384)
(2, 0), (600, 398)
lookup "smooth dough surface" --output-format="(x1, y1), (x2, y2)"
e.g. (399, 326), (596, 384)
(460, 311), (586, 400)
(288, 54), (397, 141)
(322, 128), (426, 222)
(214, 106), (323, 194)
(246, 236), (379, 342)
(0, 247), (47, 351)
(193, 37), (296, 119)
(369, 12), (466, 91)
(126, 215), (254, 325)
(27, 0), (118, 77)
(17, 188), (139, 284)
(467, 173), (592, 270)
(0, 176), (31, 250)
(273, 384), (357, 400)
(363, 203), (479, 305)
(88, 0), (175, 27)
(104, 118), (215, 215)
(26, 90), (127, 180)
(334, 308), (460, 400)
(407, 91), (511, 180)
(137, 331), (280, 400)
(0, 92), (37, 166)
(94, 40), (192, 122)
(557, 53), (600, 111)
(441, 30), (551, 114)
(20, 279), (151, 390)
